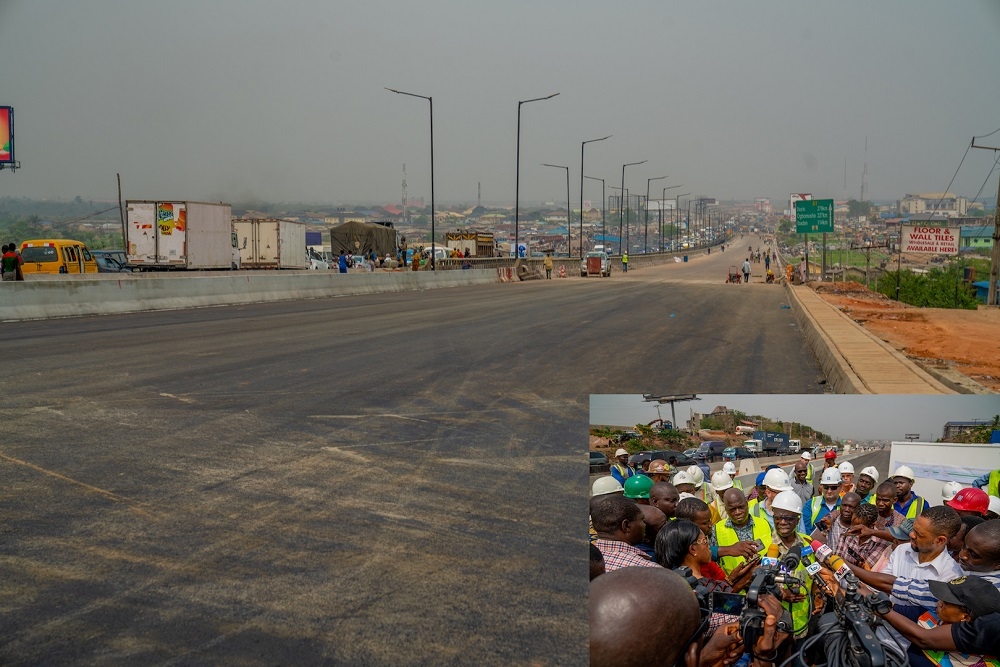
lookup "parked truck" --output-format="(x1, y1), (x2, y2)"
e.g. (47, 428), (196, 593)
(233, 218), (308, 269)
(125, 201), (240, 270)
(743, 430), (790, 455)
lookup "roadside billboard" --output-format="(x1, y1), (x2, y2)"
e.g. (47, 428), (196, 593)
(789, 193), (811, 223)
(0, 107), (12, 165)
(900, 225), (959, 254)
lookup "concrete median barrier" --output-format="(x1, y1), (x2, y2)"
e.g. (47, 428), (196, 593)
(0, 269), (502, 321)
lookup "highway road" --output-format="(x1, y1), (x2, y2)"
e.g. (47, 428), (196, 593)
(0, 236), (823, 665)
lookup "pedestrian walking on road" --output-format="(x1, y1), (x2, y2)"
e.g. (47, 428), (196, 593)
(543, 252), (553, 279)
(798, 257), (807, 284)
(764, 253), (770, 271)
(622, 252), (629, 273)
(741, 258), (751, 284)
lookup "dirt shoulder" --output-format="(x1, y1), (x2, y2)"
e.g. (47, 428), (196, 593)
(808, 281), (1000, 392)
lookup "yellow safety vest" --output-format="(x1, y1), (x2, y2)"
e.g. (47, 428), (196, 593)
(805, 464), (813, 485)
(777, 534), (814, 639)
(988, 470), (1000, 498)
(715, 514), (772, 574)
(897, 494), (927, 520)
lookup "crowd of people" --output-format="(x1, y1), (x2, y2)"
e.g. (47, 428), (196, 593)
(590, 450), (1000, 667)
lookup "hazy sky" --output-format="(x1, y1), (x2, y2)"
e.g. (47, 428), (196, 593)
(590, 394), (1000, 442)
(2, 1), (1000, 207)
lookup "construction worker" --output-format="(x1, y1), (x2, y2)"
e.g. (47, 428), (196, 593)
(802, 468), (842, 537)
(941, 480), (964, 504)
(709, 470), (733, 522)
(722, 461), (744, 490)
(822, 448), (837, 471)
(891, 465), (927, 520)
(970, 466), (1000, 498)
(623, 475), (654, 506)
(856, 466), (879, 503)
(799, 451), (814, 485)
(769, 490), (815, 640)
(944, 487), (990, 518)
(610, 448), (635, 486)
(621, 251), (628, 273)
(837, 461), (855, 496)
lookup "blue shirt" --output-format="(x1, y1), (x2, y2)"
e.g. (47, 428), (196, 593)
(800, 496), (840, 536)
(338, 255), (348, 272)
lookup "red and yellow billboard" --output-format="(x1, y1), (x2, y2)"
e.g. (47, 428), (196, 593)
(0, 107), (12, 164)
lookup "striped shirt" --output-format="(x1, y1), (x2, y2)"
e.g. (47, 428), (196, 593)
(891, 569), (1000, 612)
(593, 538), (661, 571)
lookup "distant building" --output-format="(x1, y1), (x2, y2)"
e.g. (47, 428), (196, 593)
(942, 420), (991, 441)
(898, 192), (968, 217)
(961, 225), (993, 250)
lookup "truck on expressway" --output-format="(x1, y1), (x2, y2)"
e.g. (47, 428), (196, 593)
(233, 218), (307, 269)
(125, 201), (240, 270)
(743, 430), (790, 454)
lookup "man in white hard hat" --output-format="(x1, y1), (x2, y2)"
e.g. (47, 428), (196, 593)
(799, 451), (814, 485)
(709, 470), (734, 523)
(672, 470), (696, 496)
(722, 461), (744, 490)
(686, 465), (713, 506)
(892, 465), (927, 520)
(838, 461), (856, 496)
(610, 448), (635, 486)
(750, 467), (793, 532)
(856, 466), (880, 503)
(590, 476), (625, 542)
(802, 467), (843, 538)
(770, 490), (815, 639)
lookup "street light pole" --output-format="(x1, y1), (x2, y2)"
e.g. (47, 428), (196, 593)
(675, 192), (690, 251)
(585, 175), (605, 253)
(581, 135), (611, 257)
(542, 163), (570, 252)
(645, 175), (667, 254)
(515, 93), (559, 258)
(661, 184), (682, 252)
(620, 160), (646, 255)
(386, 87), (435, 269)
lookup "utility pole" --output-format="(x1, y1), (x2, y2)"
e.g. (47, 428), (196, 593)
(971, 136), (1000, 306)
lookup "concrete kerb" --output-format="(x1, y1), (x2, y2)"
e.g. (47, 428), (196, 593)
(784, 282), (956, 394)
(784, 282), (867, 394)
(0, 269), (502, 321)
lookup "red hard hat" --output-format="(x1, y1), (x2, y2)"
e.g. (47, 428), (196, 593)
(824, 450), (836, 460)
(946, 488), (990, 515)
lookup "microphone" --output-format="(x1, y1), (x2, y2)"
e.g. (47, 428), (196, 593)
(811, 540), (851, 581)
(761, 543), (780, 568)
(781, 544), (802, 572)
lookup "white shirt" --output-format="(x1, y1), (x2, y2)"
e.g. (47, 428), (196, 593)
(886, 544), (963, 600)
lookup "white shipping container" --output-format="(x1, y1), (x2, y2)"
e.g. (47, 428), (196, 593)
(233, 219), (307, 269)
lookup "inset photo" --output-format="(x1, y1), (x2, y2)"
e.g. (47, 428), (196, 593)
(589, 393), (1000, 667)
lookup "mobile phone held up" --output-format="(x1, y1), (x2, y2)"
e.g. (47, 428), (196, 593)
(712, 592), (746, 616)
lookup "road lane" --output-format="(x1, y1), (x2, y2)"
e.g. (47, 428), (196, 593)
(0, 252), (822, 665)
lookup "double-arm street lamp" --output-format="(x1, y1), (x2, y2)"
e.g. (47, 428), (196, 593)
(515, 93), (559, 258)
(645, 175), (667, 254)
(661, 184), (683, 252)
(542, 163), (571, 252)
(580, 135), (611, 257)
(584, 175), (605, 253)
(386, 87), (435, 269)
(620, 160), (646, 255)
(674, 192), (691, 251)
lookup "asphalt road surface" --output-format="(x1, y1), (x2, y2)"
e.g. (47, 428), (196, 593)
(0, 236), (824, 665)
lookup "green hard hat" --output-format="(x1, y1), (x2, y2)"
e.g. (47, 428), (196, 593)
(623, 474), (654, 499)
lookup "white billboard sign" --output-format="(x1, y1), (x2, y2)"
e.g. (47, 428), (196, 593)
(901, 225), (959, 255)
(789, 193), (811, 223)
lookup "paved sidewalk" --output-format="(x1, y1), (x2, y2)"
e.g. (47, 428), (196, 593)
(786, 284), (957, 394)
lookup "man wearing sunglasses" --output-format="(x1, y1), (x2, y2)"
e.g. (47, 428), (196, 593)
(802, 467), (842, 538)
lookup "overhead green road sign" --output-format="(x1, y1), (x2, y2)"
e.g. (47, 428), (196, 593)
(795, 199), (834, 233)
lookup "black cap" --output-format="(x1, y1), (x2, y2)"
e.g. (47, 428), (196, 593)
(928, 576), (1000, 619)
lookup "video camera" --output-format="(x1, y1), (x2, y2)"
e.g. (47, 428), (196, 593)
(739, 545), (803, 659)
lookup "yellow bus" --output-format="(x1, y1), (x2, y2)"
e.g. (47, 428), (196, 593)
(19, 239), (99, 275)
